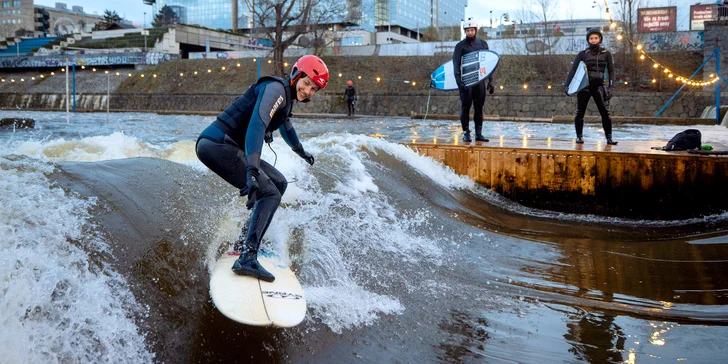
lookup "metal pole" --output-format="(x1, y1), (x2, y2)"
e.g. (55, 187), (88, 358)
(655, 49), (717, 117)
(717, 49), (721, 125)
(256, 57), (260, 78)
(72, 63), (76, 111)
(65, 57), (69, 124)
(107, 71), (110, 123)
(388, 1), (391, 43)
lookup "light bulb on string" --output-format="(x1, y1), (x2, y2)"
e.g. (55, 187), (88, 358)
(640, 55), (645, 60)
(617, 34), (623, 40)
(653, 63), (659, 68)
(663, 69), (669, 73)
(636, 44), (643, 50)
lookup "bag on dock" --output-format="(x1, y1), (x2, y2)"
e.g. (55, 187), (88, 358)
(657, 129), (702, 151)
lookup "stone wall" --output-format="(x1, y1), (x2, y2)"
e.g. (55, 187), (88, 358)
(1, 91), (723, 119)
(703, 20), (728, 83)
(296, 91), (725, 118)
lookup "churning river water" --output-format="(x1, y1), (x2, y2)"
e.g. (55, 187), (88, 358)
(2, 110), (728, 363)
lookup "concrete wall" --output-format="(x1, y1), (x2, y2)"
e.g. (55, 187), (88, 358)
(1, 91), (724, 119)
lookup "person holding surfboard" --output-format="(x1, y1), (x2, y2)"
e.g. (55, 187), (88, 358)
(196, 55), (328, 282)
(564, 28), (617, 145)
(453, 16), (494, 143)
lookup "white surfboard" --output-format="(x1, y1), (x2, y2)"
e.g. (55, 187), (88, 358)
(567, 61), (589, 96)
(430, 50), (500, 91)
(210, 250), (306, 327)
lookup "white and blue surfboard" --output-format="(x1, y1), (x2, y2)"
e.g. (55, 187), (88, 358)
(567, 61), (588, 96)
(430, 50), (500, 91)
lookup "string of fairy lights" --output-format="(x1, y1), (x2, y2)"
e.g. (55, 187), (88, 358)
(0, 5), (718, 90)
(0, 58), (424, 88)
(601, 0), (720, 88)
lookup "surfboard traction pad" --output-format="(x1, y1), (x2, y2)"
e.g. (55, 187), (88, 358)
(210, 250), (307, 328)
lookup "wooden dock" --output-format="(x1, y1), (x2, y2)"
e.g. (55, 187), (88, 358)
(407, 138), (728, 219)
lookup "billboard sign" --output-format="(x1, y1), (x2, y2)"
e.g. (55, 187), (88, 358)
(690, 4), (718, 31)
(638, 7), (677, 33)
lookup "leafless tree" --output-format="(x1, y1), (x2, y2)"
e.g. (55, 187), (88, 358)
(614, 0), (644, 81)
(244, 0), (316, 76)
(531, 0), (560, 55)
(306, 0), (352, 55)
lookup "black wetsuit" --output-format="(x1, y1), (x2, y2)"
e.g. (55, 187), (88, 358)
(564, 44), (615, 139)
(196, 76), (306, 254)
(453, 36), (493, 135)
(344, 85), (357, 116)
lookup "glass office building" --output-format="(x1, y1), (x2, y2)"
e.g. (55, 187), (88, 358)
(144, 0), (250, 29)
(360, 0), (466, 33)
(143, 0), (465, 33)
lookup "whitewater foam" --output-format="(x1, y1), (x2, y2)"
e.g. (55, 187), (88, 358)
(0, 156), (153, 362)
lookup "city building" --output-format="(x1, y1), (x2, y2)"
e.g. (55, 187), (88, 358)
(142, 0), (467, 45)
(0, 1), (137, 38)
(143, 0), (250, 30)
(485, 18), (622, 40)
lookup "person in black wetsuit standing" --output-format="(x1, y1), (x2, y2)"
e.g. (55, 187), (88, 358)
(453, 16), (494, 143)
(564, 28), (617, 145)
(344, 80), (357, 116)
(195, 55), (329, 282)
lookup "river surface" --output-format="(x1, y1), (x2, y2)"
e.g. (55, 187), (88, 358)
(1, 110), (728, 363)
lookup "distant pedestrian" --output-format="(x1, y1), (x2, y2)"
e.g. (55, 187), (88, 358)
(343, 80), (357, 116)
(564, 28), (617, 145)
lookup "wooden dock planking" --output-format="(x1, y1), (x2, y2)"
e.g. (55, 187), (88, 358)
(407, 138), (728, 219)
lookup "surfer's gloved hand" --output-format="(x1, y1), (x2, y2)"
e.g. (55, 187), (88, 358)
(242, 167), (260, 210)
(264, 130), (273, 144)
(487, 82), (494, 95)
(457, 83), (466, 92)
(605, 86), (614, 100)
(293, 146), (314, 166)
(563, 85), (569, 96)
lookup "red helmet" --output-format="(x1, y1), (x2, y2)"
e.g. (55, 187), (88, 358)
(291, 55), (329, 89)
(347, 80), (353, 86)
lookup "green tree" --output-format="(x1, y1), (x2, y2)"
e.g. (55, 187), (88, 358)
(421, 25), (440, 42)
(93, 10), (123, 31)
(152, 5), (180, 27)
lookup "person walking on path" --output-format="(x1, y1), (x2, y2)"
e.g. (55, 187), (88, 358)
(343, 80), (357, 116)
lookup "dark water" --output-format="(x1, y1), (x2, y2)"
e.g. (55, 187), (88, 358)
(2, 111), (728, 363)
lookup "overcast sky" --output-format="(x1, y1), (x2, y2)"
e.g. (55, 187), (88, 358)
(34, 0), (707, 30)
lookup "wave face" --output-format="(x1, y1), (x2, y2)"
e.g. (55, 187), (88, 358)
(2, 111), (728, 363)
